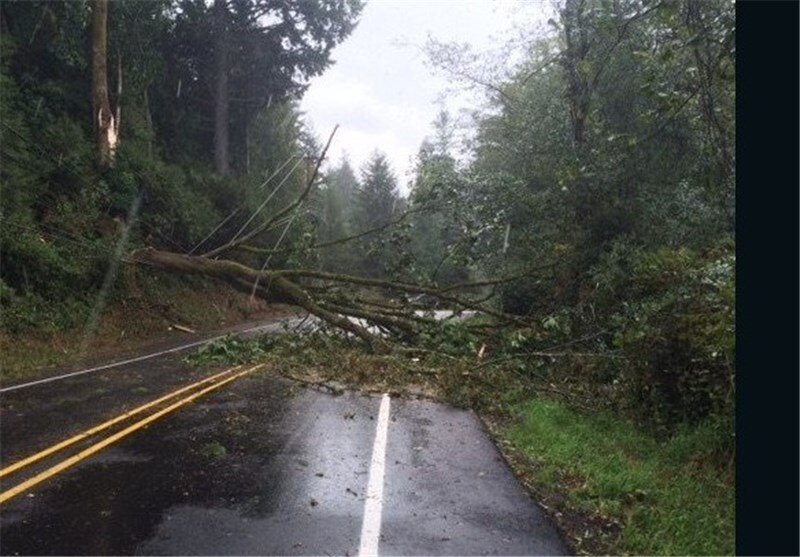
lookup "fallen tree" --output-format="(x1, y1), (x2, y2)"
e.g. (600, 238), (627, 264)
(131, 246), (551, 345)
(126, 127), (551, 350)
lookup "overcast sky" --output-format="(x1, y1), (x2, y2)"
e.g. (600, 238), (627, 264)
(300, 0), (554, 194)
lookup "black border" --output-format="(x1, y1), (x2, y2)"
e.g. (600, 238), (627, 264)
(736, 1), (800, 555)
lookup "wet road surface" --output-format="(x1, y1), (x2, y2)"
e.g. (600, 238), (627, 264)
(0, 319), (568, 555)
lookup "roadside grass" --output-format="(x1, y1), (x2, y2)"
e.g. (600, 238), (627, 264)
(506, 398), (734, 555)
(0, 340), (68, 380)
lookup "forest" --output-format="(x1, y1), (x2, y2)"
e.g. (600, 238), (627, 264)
(0, 0), (734, 554)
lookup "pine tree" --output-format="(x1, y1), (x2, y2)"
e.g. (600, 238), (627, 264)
(353, 152), (401, 277)
(316, 157), (360, 272)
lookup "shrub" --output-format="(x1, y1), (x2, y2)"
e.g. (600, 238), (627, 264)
(596, 243), (734, 432)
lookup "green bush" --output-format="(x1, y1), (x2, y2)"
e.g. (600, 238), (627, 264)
(592, 243), (734, 432)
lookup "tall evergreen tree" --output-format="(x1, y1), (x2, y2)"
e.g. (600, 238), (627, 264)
(407, 112), (469, 286)
(164, 0), (363, 175)
(315, 157), (360, 272)
(353, 152), (401, 278)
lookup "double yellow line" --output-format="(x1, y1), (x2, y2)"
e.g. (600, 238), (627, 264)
(0, 363), (263, 505)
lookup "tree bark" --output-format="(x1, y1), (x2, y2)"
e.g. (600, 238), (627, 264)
(244, 118), (250, 175)
(213, 0), (230, 175)
(143, 85), (153, 159)
(90, 0), (116, 170)
(115, 52), (122, 137)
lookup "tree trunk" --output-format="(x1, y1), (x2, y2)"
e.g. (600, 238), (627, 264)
(244, 118), (250, 175)
(143, 85), (153, 159)
(90, 0), (116, 170)
(115, 52), (122, 137)
(560, 0), (591, 148)
(213, 0), (230, 175)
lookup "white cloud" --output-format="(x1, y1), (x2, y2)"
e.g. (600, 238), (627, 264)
(300, 0), (554, 194)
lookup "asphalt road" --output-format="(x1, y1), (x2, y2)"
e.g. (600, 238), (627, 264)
(0, 318), (568, 556)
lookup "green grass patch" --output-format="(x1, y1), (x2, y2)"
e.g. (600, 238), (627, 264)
(507, 399), (734, 555)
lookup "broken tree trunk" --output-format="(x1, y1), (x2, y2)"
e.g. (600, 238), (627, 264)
(90, 0), (116, 170)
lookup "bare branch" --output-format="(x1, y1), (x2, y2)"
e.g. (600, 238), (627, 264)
(236, 202), (437, 256)
(276, 269), (530, 326)
(202, 125), (339, 258)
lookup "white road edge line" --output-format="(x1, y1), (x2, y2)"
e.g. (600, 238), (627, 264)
(0, 321), (297, 394)
(358, 393), (391, 557)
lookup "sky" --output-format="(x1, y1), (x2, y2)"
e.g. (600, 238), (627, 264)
(300, 0), (554, 194)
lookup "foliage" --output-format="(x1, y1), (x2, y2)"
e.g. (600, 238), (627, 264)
(184, 334), (273, 367)
(0, 1), (359, 332)
(351, 152), (404, 278)
(407, 112), (471, 287)
(158, 0), (362, 171)
(598, 243), (735, 431)
(314, 157), (360, 273)
(418, 0), (735, 439)
(200, 440), (228, 460)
